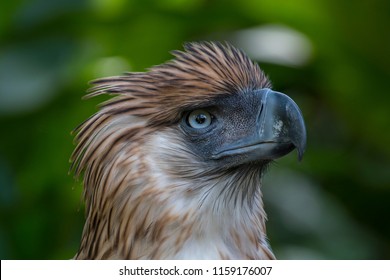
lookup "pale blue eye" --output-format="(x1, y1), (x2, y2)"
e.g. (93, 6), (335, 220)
(187, 110), (212, 129)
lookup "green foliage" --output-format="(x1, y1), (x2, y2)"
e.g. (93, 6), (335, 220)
(1, 0), (389, 259)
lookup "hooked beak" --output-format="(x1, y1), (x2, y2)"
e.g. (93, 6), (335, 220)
(212, 88), (306, 162)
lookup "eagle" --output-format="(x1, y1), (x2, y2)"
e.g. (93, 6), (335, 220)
(71, 42), (306, 259)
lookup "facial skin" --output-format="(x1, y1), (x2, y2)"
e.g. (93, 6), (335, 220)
(179, 88), (306, 170)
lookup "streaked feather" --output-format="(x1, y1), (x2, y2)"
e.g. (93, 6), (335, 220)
(71, 42), (275, 259)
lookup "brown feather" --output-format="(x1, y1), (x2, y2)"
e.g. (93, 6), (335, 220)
(71, 42), (275, 259)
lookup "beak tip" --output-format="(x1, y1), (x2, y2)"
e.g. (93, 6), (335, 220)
(298, 150), (304, 161)
(292, 118), (307, 162)
(293, 134), (306, 162)
(296, 140), (306, 162)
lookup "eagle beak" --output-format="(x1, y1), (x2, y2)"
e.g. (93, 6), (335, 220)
(255, 88), (306, 161)
(213, 88), (306, 162)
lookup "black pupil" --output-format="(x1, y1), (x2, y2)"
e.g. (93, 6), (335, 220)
(195, 114), (207, 124)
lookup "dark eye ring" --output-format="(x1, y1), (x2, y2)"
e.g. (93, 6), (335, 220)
(186, 110), (213, 129)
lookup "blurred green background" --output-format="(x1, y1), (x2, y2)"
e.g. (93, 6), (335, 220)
(1, 0), (390, 259)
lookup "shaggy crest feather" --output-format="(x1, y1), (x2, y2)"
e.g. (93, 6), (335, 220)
(71, 42), (276, 259)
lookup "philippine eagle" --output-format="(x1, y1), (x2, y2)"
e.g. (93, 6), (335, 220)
(71, 42), (306, 259)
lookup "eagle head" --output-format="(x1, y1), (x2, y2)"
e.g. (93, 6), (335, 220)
(71, 42), (306, 259)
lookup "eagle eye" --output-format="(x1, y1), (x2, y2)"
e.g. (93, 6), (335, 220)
(186, 109), (213, 129)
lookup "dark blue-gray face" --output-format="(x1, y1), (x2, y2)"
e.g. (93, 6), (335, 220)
(180, 88), (306, 169)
